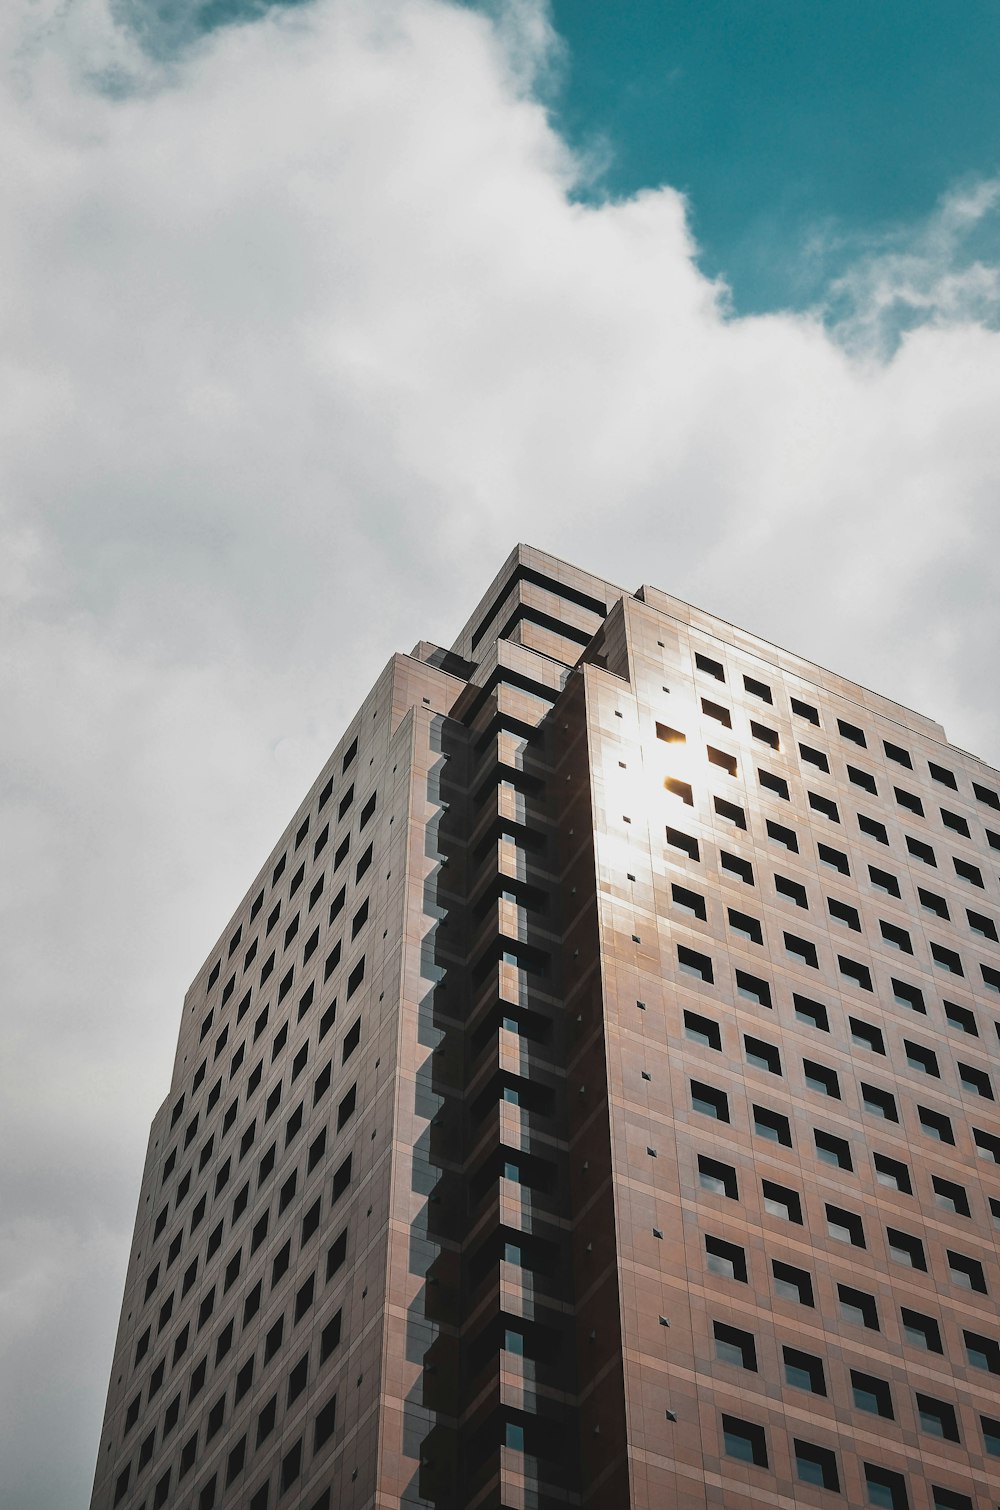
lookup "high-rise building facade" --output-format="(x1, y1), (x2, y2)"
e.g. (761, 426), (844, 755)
(92, 545), (1000, 1510)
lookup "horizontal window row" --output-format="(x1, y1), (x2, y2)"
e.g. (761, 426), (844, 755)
(720, 1410), (975, 1508)
(714, 1318), (1000, 1452)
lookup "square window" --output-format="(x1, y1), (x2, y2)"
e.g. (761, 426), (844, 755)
(794, 1440), (840, 1492)
(826, 1202), (866, 1247)
(815, 1129), (852, 1169)
(753, 1105), (791, 1145)
(915, 1395), (960, 1443)
(684, 1010), (721, 1049)
(672, 883), (707, 920)
(873, 1152), (911, 1193)
(735, 970), (772, 1007)
(791, 696), (820, 725)
(864, 1464), (909, 1509)
(744, 1035), (781, 1073)
(772, 1260), (814, 1305)
(852, 1370), (894, 1417)
(713, 1320), (757, 1370)
(887, 1227), (926, 1269)
(767, 819), (798, 851)
(775, 873), (808, 908)
(858, 812), (889, 844)
(763, 1179), (802, 1223)
(794, 994), (829, 1030)
(691, 1080), (729, 1121)
(803, 1058), (840, 1097)
(728, 907), (763, 943)
(705, 1235), (747, 1281)
(900, 1307), (942, 1352)
(783, 1347), (825, 1394)
(839, 1283), (879, 1329)
(698, 1155), (738, 1199)
(721, 1414), (768, 1467)
(933, 1176), (970, 1216)
(678, 945), (713, 982)
(720, 849), (753, 883)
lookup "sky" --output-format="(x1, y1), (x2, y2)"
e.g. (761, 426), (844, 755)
(0, 0), (998, 1504)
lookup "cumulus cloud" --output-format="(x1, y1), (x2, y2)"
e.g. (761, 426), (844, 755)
(1, 0), (999, 1502)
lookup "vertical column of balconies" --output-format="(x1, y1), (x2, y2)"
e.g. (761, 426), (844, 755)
(447, 662), (583, 1510)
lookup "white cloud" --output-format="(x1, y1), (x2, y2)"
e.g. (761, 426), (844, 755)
(1, 0), (999, 1502)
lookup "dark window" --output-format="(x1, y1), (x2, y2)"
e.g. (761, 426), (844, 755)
(767, 819), (798, 851)
(815, 1129), (853, 1169)
(918, 1106), (954, 1144)
(720, 850), (754, 883)
(958, 1061), (993, 1099)
(884, 740), (912, 768)
(794, 994), (829, 1031)
(829, 897), (861, 931)
(772, 1260), (814, 1305)
(863, 1081), (902, 1122)
(917, 1394), (960, 1442)
(800, 743), (830, 772)
(784, 932), (818, 967)
(315, 1392), (338, 1449)
(981, 1414), (1000, 1457)
(848, 764), (878, 793)
(744, 675), (773, 704)
(942, 807), (971, 837)
(852, 1370), (894, 1417)
(792, 696), (820, 725)
(880, 919), (912, 952)
(887, 1227), (926, 1269)
(869, 865), (900, 896)
(933, 1176), (970, 1216)
(753, 1105), (791, 1146)
(683, 1010), (721, 1049)
(721, 1414), (768, 1467)
(701, 697), (731, 727)
(873, 1152), (911, 1193)
(863, 1464), (909, 1509)
(762, 1180), (802, 1223)
(904, 1039), (939, 1076)
(280, 1439), (303, 1493)
(826, 1202), (866, 1247)
(775, 873), (808, 908)
(326, 1228), (348, 1279)
(859, 812), (890, 845)
(714, 1321), (757, 1369)
(838, 718), (866, 746)
(810, 792), (840, 823)
(691, 1080), (729, 1121)
(931, 941), (964, 975)
(947, 1250), (987, 1292)
(735, 971), (771, 1007)
(852, 1018), (885, 1053)
(678, 945), (713, 982)
(893, 978), (925, 1013)
(919, 886), (949, 919)
(839, 1284), (879, 1329)
(794, 1440), (840, 1492)
(714, 796), (747, 829)
(901, 1307), (942, 1352)
(895, 787), (924, 816)
(320, 1310), (343, 1361)
(698, 1156), (738, 1199)
(708, 746), (738, 778)
(672, 883), (706, 919)
(759, 768), (789, 800)
(906, 834), (936, 866)
(666, 825), (700, 862)
(839, 954), (873, 990)
(784, 1347), (825, 1394)
(332, 1154), (353, 1202)
(931, 1490), (972, 1510)
(803, 1058), (840, 1098)
(728, 907), (763, 943)
(967, 908), (998, 940)
(705, 1235), (747, 1281)
(744, 1035), (780, 1073)
(965, 1329), (1000, 1372)
(696, 651), (725, 681)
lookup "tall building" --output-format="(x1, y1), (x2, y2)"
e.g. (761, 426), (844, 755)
(91, 545), (1000, 1510)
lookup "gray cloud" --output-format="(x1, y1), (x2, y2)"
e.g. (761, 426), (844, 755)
(1, 1), (999, 1503)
